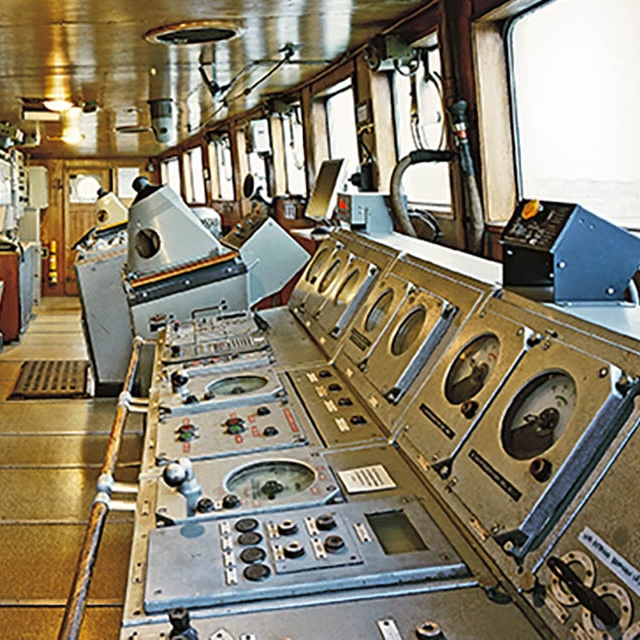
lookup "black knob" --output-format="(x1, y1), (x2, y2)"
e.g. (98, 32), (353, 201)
(170, 371), (188, 391)
(338, 397), (353, 407)
(243, 563), (271, 582)
(529, 458), (552, 482)
(349, 414), (367, 425)
(168, 607), (199, 639)
(238, 531), (263, 546)
(256, 406), (271, 416)
(316, 514), (336, 531)
(170, 345), (182, 357)
(460, 400), (479, 419)
(240, 546), (267, 564)
(196, 497), (214, 513)
(277, 519), (298, 536)
(235, 517), (259, 533)
(318, 369), (332, 378)
(262, 425), (279, 437)
(324, 535), (346, 554)
(328, 383), (342, 392)
(283, 541), (305, 559)
(183, 394), (199, 405)
(261, 479), (284, 499)
(222, 494), (241, 509)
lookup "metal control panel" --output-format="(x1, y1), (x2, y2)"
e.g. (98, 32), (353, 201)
(119, 227), (640, 640)
(156, 400), (308, 461)
(502, 199), (640, 302)
(287, 364), (387, 447)
(145, 496), (468, 613)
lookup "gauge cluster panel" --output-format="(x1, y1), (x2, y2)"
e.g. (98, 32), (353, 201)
(158, 364), (288, 416)
(155, 449), (341, 525)
(450, 339), (635, 559)
(398, 297), (534, 477)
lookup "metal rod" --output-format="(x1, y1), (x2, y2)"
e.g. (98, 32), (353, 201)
(57, 337), (146, 640)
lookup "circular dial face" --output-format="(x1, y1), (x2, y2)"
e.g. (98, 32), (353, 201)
(364, 288), (394, 333)
(391, 305), (426, 356)
(444, 334), (501, 405)
(305, 247), (330, 283)
(334, 268), (361, 306)
(225, 460), (317, 501)
(206, 374), (268, 396)
(318, 259), (342, 293)
(501, 371), (577, 460)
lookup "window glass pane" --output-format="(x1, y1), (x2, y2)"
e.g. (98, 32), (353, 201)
(246, 119), (271, 197)
(163, 157), (181, 195)
(391, 41), (451, 207)
(189, 146), (206, 203)
(217, 134), (234, 200)
(117, 167), (139, 199)
(326, 86), (359, 178)
(283, 107), (307, 196)
(69, 173), (104, 203)
(182, 154), (193, 203)
(511, 0), (640, 227)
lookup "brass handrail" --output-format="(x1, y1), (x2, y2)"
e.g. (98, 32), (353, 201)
(57, 336), (148, 640)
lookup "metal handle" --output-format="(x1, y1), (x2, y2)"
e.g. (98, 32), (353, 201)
(547, 556), (618, 627)
(57, 336), (148, 640)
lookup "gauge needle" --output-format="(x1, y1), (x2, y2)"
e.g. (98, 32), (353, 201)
(449, 361), (490, 403)
(514, 407), (560, 434)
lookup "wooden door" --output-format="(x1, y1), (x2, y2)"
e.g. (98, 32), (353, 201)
(63, 167), (111, 295)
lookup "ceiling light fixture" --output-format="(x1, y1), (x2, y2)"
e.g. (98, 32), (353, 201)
(44, 99), (74, 113)
(144, 20), (242, 45)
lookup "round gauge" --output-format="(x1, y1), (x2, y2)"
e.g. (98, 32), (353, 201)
(391, 306), (426, 356)
(334, 268), (360, 306)
(318, 259), (342, 293)
(305, 247), (330, 283)
(501, 371), (577, 460)
(225, 460), (317, 501)
(364, 288), (394, 333)
(444, 334), (501, 405)
(205, 374), (268, 396)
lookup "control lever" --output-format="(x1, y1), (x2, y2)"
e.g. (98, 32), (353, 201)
(162, 458), (203, 517)
(547, 556), (618, 627)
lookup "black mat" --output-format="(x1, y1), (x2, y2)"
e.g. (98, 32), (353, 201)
(9, 360), (90, 399)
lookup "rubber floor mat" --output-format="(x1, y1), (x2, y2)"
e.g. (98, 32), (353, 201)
(9, 360), (89, 399)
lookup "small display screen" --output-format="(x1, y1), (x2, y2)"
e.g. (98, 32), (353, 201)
(365, 510), (427, 555)
(304, 159), (346, 221)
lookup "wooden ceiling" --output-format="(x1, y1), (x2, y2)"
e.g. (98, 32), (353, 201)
(0, 0), (430, 159)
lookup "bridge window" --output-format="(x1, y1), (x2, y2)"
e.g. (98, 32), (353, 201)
(282, 105), (307, 196)
(246, 118), (272, 198)
(325, 83), (359, 180)
(208, 133), (234, 200)
(391, 37), (451, 209)
(161, 156), (181, 196)
(183, 146), (207, 204)
(510, 0), (640, 228)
